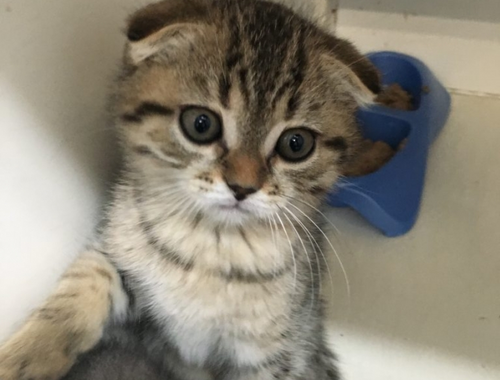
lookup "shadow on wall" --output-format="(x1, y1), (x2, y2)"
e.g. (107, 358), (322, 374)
(0, 0), (142, 339)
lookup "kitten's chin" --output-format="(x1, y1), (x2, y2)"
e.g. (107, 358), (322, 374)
(202, 201), (269, 227)
(205, 205), (254, 227)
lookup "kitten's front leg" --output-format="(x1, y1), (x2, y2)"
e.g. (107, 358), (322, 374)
(0, 250), (128, 380)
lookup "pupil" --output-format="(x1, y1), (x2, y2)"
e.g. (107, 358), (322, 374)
(195, 114), (211, 134)
(289, 134), (304, 152)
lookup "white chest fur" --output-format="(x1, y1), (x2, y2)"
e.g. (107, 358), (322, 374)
(145, 265), (293, 366)
(112, 212), (299, 367)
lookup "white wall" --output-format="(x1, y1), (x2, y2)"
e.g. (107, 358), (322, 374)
(340, 0), (500, 23)
(0, 0), (138, 339)
(336, 0), (500, 95)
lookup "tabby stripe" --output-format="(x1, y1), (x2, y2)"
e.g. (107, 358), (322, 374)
(215, 227), (221, 250)
(37, 307), (74, 322)
(121, 102), (174, 123)
(139, 218), (195, 272)
(271, 78), (293, 110)
(310, 185), (327, 196)
(133, 146), (153, 156)
(191, 212), (203, 229)
(219, 8), (243, 108)
(324, 136), (348, 151)
(135, 196), (290, 283)
(270, 34), (297, 110)
(220, 265), (289, 284)
(62, 271), (91, 280)
(94, 267), (113, 282)
(238, 67), (251, 104)
(64, 331), (83, 356)
(37, 307), (59, 321)
(218, 75), (232, 109)
(53, 292), (78, 300)
(117, 268), (135, 310)
(239, 228), (255, 256)
(285, 26), (308, 119)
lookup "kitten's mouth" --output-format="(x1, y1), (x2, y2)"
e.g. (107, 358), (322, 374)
(205, 197), (263, 224)
(217, 203), (247, 212)
(205, 202), (253, 225)
(212, 200), (254, 218)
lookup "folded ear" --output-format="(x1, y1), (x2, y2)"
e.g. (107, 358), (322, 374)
(324, 55), (379, 108)
(125, 0), (209, 65)
(320, 34), (381, 107)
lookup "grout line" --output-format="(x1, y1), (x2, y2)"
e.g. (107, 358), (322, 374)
(448, 88), (500, 100)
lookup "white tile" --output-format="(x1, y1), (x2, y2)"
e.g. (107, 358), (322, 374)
(336, 10), (500, 95)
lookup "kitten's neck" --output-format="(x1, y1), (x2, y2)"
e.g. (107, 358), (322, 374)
(149, 210), (297, 277)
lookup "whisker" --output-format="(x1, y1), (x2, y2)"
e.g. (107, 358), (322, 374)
(286, 202), (351, 300)
(283, 205), (339, 311)
(274, 212), (297, 293)
(270, 214), (283, 279)
(283, 195), (341, 236)
(154, 195), (194, 222)
(147, 147), (183, 166)
(281, 208), (316, 318)
(140, 192), (187, 211)
(267, 215), (279, 278)
(137, 186), (186, 203)
(146, 183), (187, 195)
(288, 193), (355, 259)
(184, 198), (202, 224)
(175, 197), (199, 218)
(135, 190), (186, 210)
(283, 206), (327, 301)
(336, 175), (379, 196)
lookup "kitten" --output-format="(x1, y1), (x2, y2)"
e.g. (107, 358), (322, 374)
(0, 1), (380, 379)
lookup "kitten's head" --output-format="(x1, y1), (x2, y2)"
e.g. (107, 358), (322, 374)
(113, 0), (380, 227)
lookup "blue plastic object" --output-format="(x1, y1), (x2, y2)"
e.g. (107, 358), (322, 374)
(327, 51), (451, 237)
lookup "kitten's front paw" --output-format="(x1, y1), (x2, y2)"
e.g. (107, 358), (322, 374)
(0, 349), (73, 380)
(0, 333), (74, 380)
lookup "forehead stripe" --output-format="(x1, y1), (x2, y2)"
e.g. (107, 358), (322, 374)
(285, 27), (308, 120)
(219, 7), (243, 108)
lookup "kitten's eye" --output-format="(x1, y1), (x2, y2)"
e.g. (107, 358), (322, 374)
(180, 107), (222, 144)
(276, 128), (316, 162)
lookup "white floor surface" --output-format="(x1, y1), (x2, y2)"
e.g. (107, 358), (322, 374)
(324, 93), (500, 380)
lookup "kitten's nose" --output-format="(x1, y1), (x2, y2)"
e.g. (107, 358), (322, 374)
(227, 183), (257, 201)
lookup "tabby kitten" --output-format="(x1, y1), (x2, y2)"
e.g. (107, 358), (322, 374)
(0, 1), (380, 379)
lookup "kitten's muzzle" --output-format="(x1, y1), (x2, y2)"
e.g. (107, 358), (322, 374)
(222, 151), (266, 201)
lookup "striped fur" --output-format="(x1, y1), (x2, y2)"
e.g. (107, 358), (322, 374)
(0, 1), (381, 379)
